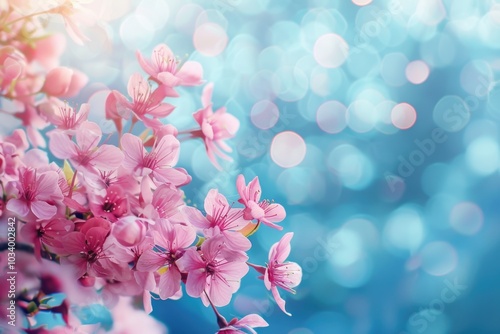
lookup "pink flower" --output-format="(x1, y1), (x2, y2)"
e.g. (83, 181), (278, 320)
(21, 218), (74, 261)
(236, 175), (286, 230)
(39, 98), (89, 132)
(89, 184), (129, 222)
(111, 216), (150, 248)
(184, 189), (250, 251)
(217, 314), (269, 334)
(0, 46), (26, 93)
(61, 227), (110, 279)
(6, 167), (63, 219)
(121, 133), (190, 187)
(136, 44), (203, 86)
(139, 184), (185, 220)
(249, 233), (302, 316)
(105, 73), (176, 130)
(49, 121), (124, 173)
(176, 235), (249, 307)
(82, 166), (139, 196)
(136, 219), (196, 299)
(192, 83), (240, 169)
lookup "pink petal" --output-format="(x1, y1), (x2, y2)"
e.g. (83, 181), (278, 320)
(136, 50), (157, 78)
(221, 231), (251, 252)
(48, 132), (78, 159)
(236, 174), (247, 204)
(184, 269), (206, 298)
(182, 206), (211, 229)
(157, 72), (180, 87)
(176, 61), (203, 86)
(42, 67), (72, 96)
(136, 249), (166, 272)
(201, 83), (214, 108)
(121, 133), (145, 171)
(31, 201), (57, 219)
(143, 291), (153, 314)
(248, 177), (261, 202)
(271, 285), (290, 316)
(148, 103), (175, 118)
(36, 171), (62, 200)
(269, 232), (293, 264)
(92, 145), (124, 171)
(208, 274), (234, 307)
(62, 69), (88, 98)
(176, 248), (204, 272)
(153, 168), (190, 187)
(217, 259), (249, 278)
(85, 227), (108, 251)
(158, 266), (181, 299)
(76, 121), (102, 152)
(235, 314), (269, 329)
(6, 198), (29, 217)
(263, 203), (286, 223)
(127, 73), (149, 101)
(63, 232), (86, 254)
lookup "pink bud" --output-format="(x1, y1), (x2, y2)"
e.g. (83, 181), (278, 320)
(42, 67), (73, 96)
(79, 275), (96, 287)
(61, 69), (88, 98)
(113, 216), (147, 247)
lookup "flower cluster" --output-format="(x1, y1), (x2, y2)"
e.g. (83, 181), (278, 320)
(0, 2), (302, 333)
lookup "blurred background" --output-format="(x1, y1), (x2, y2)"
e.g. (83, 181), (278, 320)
(7, 0), (500, 333)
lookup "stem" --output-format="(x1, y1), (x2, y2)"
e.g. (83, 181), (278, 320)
(177, 128), (199, 135)
(5, 9), (54, 26)
(128, 119), (136, 134)
(203, 291), (228, 328)
(67, 170), (77, 199)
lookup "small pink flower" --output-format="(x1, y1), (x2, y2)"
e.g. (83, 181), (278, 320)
(49, 121), (124, 173)
(21, 218), (74, 261)
(176, 235), (249, 307)
(61, 227), (110, 279)
(139, 184), (185, 220)
(184, 189), (250, 251)
(105, 73), (175, 130)
(121, 133), (190, 187)
(6, 167), (63, 220)
(192, 83), (240, 169)
(39, 98), (89, 132)
(236, 175), (286, 230)
(0, 46), (26, 93)
(217, 314), (269, 334)
(136, 219), (196, 299)
(111, 216), (150, 247)
(249, 233), (302, 316)
(89, 184), (129, 222)
(136, 44), (203, 87)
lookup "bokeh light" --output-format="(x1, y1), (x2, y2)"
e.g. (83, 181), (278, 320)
(313, 33), (349, 69)
(270, 131), (307, 168)
(405, 60), (430, 84)
(193, 22), (227, 56)
(316, 100), (347, 134)
(391, 102), (417, 129)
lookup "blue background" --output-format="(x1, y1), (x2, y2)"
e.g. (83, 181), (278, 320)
(12, 0), (500, 333)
